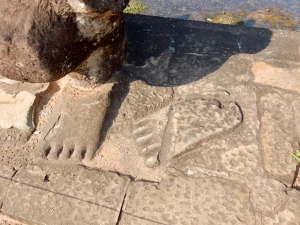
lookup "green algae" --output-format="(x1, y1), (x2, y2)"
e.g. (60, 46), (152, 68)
(205, 11), (245, 25)
(204, 8), (296, 30)
(247, 8), (295, 29)
(124, 0), (147, 14)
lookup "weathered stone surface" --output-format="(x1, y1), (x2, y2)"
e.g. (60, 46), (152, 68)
(0, 91), (35, 130)
(0, 75), (49, 95)
(252, 62), (300, 94)
(171, 166), (288, 215)
(172, 56), (264, 177)
(120, 176), (256, 225)
(253, 29), (300, 67)
(0, 214), (27, 225)
(35, 81), (115, 161)
(104, 78), (174, 168)
(107, 76), (243, 168)
(0, 164), (15, 207)
(171, 98), (242, 157)
(257, 88), (299, 184)
(262, 189), (300, 225)
(0, 76), (49, 148)
(2, 164), (130, 225)
(0, 0), (128, 83)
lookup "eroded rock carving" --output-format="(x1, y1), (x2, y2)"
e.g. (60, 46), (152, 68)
(138, 98), (243, 168)
(0, 0), (129, 83)
(0, 0), (128, 161)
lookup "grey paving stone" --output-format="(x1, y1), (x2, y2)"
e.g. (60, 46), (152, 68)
(0, 164), (16, 207)
(2, 164), (130, 225)
(120, 176), (255, 225)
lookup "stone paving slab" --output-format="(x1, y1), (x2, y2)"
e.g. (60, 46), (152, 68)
(0, 164), (16, 207)
(120, 175), (256, 225)
(1, 164), (130, 225)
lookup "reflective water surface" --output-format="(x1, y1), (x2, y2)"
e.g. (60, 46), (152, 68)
(136, 0), (300, 30)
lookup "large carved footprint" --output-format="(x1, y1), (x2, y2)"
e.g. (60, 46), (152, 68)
(133, 98), (243, 168)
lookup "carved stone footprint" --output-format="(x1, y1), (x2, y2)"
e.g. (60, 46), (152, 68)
(122, 50), (243, 167)
(132, 98), (243, 168)
(35, 82), (113, 161)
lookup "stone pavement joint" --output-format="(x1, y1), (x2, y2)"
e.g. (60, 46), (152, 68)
(1, 164), (131, 225)
(0, 164), (17, 209)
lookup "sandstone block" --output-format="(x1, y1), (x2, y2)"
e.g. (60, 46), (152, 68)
(0, 0), (128, 83)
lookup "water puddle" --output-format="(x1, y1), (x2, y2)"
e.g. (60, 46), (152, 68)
(126, 0), (300, 30)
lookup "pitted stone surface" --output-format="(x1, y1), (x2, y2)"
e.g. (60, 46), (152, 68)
(109, 78), (243, 168)
(120, 176), (255, 225)
(172, 165), (288, 214)
(106, 78), (174, 168)
(248, 177), (288, 213)
(262, 189), (300, 225)
(172, 60), (263, 177)
(257, 88), (299, 184)
(120, 79), (174, 121)
(172, 99), (242, 157)
(2, 164), (130, 225)
(0, 129), (32, 149)
(0, 164), (15, 207)
(176, 141), (261, 176)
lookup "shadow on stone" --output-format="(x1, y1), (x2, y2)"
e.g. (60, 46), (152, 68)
(124, 14), (273, 86)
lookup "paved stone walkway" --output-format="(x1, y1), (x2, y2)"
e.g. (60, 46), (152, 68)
(1, 14), (300, 225)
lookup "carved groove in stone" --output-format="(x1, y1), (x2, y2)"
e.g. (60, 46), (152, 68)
(131, 98), (243, 168)
(172, 99), (243, 158)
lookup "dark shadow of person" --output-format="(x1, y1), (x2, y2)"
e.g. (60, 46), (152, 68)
(123, 14), (272, 86)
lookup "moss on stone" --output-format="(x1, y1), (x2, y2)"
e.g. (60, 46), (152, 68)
(124, 0), (146, 14)
(247, 8), (295, 29)
(206, 12), (244, 25)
